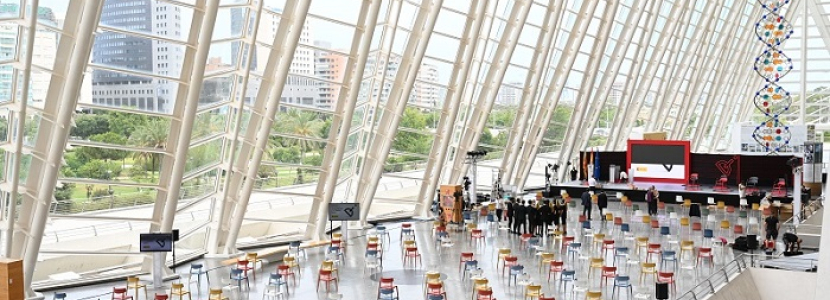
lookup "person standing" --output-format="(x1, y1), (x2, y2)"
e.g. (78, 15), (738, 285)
(495, 198), (504, 222)
(528, 201), (538, 235)
(556, 197), (568, 234)
(765, 213), (780, 241)
(514, 201), (527, 234)
(646, 185), (658, 216)
(581, 189), (593, 220)
(506, 199), (515, 232)
(540, 200), (552, 236)
(597, 189), (608, 219)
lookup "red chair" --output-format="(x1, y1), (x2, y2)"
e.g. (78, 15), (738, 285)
(548, 260), (564, 281)
(697, 247), (714, 269)
(476, 289), (495, 300)
(378, 277), (398, 299)
(111, 288), (133, 300)
(520, 234), (533, 249)
(657, 272), (676, 294)
(425, 282), (447, 298)
(714, 175), (728, 191)
(459, 252), (474, 271)
(578, 215), (588, 223)
(153, 295), (169, 300)
(734, 225), (744, 235)
(540, 297), (556, 300)
(600, 266), (617, 287)
(561, 236), (575, 252)
(316, 270), (338, 291)
(773, 178), (786, 196)
(277, 264), (296, 285)
(602, 240), (616, 257)
(502, 256), (518, 276)
(471, 229), (485, 245)
(687, 173), (700, 190)
(404, 247), (421, 267)
(236, 258), (255, 280)
(646, 243), (662, 262)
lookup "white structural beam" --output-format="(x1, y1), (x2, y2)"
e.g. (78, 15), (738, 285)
(308, 0), (382, 239)
(614, 1), (693, 153)
(446, 0), (532, 186)
(654, 1), (721, 136)
(556, 0), (621, 168)
(17, 0), (103, 297)
(565, 0), (648, 166)
(220, 0), (313, 254)
(354, 0), (444, 223)
(416, 0), (489, 217)
(514, 0), (600, 190)
(683, 2), (757, 146)
(151, 0), (221, 268)
(2, 0), (42, 257)
(605, 0), (665, 151)
(500, 0), (564, 183)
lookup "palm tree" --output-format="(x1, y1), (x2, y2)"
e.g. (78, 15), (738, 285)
(272, 109), (324, 182)
(128, 119), (169, 180)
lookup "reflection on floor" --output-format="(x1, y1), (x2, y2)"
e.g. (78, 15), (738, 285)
(53, 202), (745, 300)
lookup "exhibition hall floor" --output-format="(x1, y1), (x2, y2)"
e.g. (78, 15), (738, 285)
(53, 204), (738, 300)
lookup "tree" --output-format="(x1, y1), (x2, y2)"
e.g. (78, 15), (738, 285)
(54, 183), (74, 201)
(129, 119), (169, 179)
(77, 159), (122, 180)
(71, 114), (110, 139)
(392, 107), (432, 155)
(77, 132), (129, 162)
(273, 109), (324, 156)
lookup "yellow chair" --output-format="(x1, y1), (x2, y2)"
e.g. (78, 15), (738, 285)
(208, 288), (228, 300)
(170, 283), (191, 300)
(593, 233), (606, 253)
(605, 213), (613, 222)
(525, 284), (543, 299)
(467, 223), (478, 231)
(321, 260), (338, 277)
(403, 240), (416, 255)
(332, 233), (342, 240)
(720, 220), (731, 238)
(585, 291), (602, 300)
(368, 236), (380, 244)
(425, 271), (442, 285)
(635, 236), (649, 255)
(679, 240), (695, 260)
(717, 201), (725, 211)
(126, 276), (147, 300)
(588, 257), (604, 280)
(539, 253), (555, 273)
(640, 262), (657, 284)
(497, 248), (512, 266)
(284, 255), (301, 275)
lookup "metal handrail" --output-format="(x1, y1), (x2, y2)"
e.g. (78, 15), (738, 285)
(783, 196), (824, 225)
(676, 254), (750, 300)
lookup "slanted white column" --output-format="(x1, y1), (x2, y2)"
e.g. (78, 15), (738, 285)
(816, 180), (830, 298)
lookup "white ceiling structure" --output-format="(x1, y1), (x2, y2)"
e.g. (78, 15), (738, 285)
(0, 0), (824, 295)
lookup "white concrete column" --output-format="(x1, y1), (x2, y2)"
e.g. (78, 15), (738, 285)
(816, 174), (830, 297)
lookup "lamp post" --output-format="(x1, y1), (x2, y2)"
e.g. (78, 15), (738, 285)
(106, 170), (114, 209)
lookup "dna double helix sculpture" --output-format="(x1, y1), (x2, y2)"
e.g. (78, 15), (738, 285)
(752, 0), (794, 153)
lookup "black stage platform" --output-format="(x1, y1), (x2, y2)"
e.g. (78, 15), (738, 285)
(526, 180), (794, 207)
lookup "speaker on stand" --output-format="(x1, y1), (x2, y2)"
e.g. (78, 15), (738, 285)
(747, 234), (758, 266)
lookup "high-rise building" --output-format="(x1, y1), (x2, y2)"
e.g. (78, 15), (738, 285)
(315, 50), (346, 110)
(495, 82), (522, 106)
(412, 63), (440, 107)
(90, 0), (182, 113)
(0, 4), (57, 105)
(232, 8), (317, 107)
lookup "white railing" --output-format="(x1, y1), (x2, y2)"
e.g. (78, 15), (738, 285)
(676, 254), (750, 300)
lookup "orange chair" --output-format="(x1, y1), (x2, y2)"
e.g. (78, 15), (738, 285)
(697, 247), (714, 269)
(425, 282), (447, 298)
(236, 258), (255, 280)
(561, 236), (575, 252)
(476, 289), (495, 300)
(602, 239), (616, 257)
(687, 173), (700, 190)
(112, 288), (133, 300)
(460, 252), (474, 271)
(316, 269), (338, 291)
(153, 295), (169, 300)
(471, 229), (486, 245)
(646, 243), (662, 262)
(502, 256), (519, 276)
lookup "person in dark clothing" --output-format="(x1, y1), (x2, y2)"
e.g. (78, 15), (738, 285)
(597, 189), (608, 219)
(570, 167), (578, 181)
(555, 197), (567, 233)
(514, 201), (527, 234)
(581, 190), (593, 220)
(646, 185), (658, 216)
(528, 202), (537, 235)
(540, 200), (552, 236)
(765, 215), (780, 240)
(506, 199), (515, 231)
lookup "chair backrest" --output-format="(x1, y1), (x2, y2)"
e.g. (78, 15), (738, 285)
(642, 262), (656, 271)
(154, 294), (169, 300)
(113, 287), (128, 294)
(127, 277), (139, 284)
(510, 264), (524, 272)
(54, 293), (67, 300)
(658, 272), (674, 281)
(594, 233), (605, 240)
(171, 283), (184, 291)
(209, 288), (223, 295)
(551, 260), (564, 268)
(620, 223), (630, 232)
(703, 229), (714, 238)
(230, 268), (243, 277)
(582, 221), (591, 229)
(660, 226), (670, 235)
(380, 277), (395, 286)
(720, 220), (730, 229)
(692, 222), (702, 231)
(614, 217), (623, 225)
(590, 258), (603, 267)
(662, 250), (676, 259)
(691, 173), (699, 180)
(681, 240), (694, 248)
(615, 275), (631, 284)
(615, 247), (629, 255)
(586, 291), (602, 299)
(602, 266), (616, 274)
(190, 263), (202, 271)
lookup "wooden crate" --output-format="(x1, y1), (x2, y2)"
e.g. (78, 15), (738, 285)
(0, 258), (23, 300)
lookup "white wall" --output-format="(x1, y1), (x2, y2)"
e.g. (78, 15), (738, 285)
(705, 271), (762, 300)
(750, 268), (817, 300)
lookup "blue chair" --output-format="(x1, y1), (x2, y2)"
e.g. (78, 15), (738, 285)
(612, 275), (633, 299)
(230, 268), (249, 291)
(620, 223), (630, 233)
(508, 264), (525, 286)
(567, 242), (582, 263)
(614, 247), (630, 268)
(53, 293), (66, 300)
(289, 241), (306, 258)
(189, 263), (208, 288)
(427, 295), (444, 300)
(559, 269), (577, 292)
(703, 229), (714, 246)
(376, 225), (390, 241)
(327, 246), (344, 263)
(266, 272), (289, 296)
(527, 237), (541, 253)
(378, 287), (400, 300)
(462, 260), (478, 279)
(660, 250), (678, 271)
(401, 228), (414, 240)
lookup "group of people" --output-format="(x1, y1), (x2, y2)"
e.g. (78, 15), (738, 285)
(579, 187), (609, 220)
(503, 197), (568, 236)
